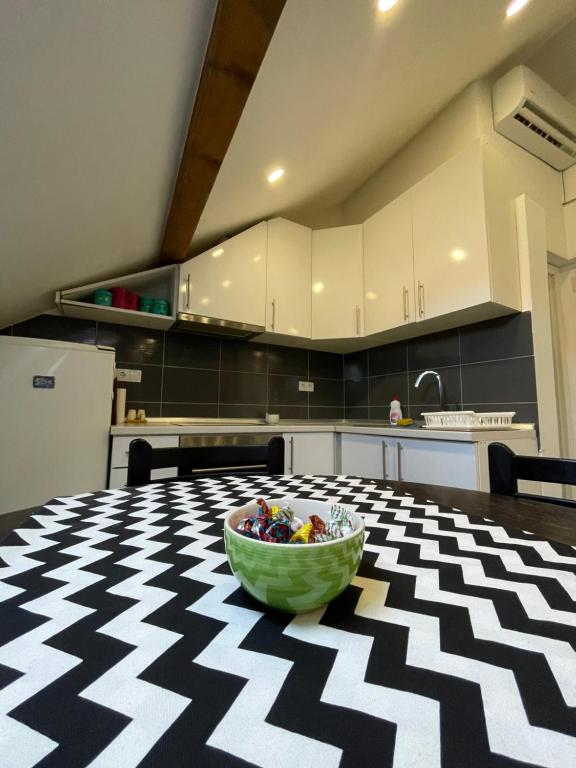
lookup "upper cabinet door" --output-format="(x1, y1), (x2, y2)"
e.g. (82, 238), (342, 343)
(311, 225), (363, 339)
(363, 193), (414, 336)
(411, 142), (492, 321)
(179, 222), (267, 327)
(266, 218), (312, 338)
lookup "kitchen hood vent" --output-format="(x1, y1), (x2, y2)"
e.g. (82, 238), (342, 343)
(492, 66), (576, 171)
(173, 312), (264, 339)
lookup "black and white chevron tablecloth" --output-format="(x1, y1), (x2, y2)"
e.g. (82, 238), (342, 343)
(1, 474), (576, 768)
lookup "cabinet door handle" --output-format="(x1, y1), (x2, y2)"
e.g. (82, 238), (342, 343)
(397, 442), (403, 481)
(382, 441), (387, 480)
(185, 274), (191, 310)
(271, 299), (276, 331)
(402, 286), (409, 321)
(355, 305), (361, 335)
(417, 281), (424, 318)
(290, 436), (294, 473)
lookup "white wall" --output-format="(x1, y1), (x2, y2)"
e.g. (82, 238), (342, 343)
(342, 78), (569, 260)
(343, 81), (484, 224)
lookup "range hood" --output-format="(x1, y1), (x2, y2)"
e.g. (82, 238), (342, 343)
(173, 312), (265, 339)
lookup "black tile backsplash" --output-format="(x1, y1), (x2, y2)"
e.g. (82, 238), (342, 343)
(12, 314), (98, 345)
(220, 338), (267, 373)
(309, 350), (343, 380)
(268, 345), (308, 376)
(369, 373), (408, 410)
(163, 367), (219, 403)
(4, 314), (343, 419)
(120, 364), (163, 403)
(5, 311), (537, 424)
(268, 374), (308, 407)
(369, 340), (407, 376)
(164, 331), (220, 369)
(461, 357), (537, 404)
(344, 350), (368, 381)
(97, 322), (163, 365)
(407, 328), (460, 370)
(459, 312), (533, 364)
(344, 311), (538, 425)
(220, 371), (267, 405)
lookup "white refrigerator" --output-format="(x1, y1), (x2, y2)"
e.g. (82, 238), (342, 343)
(0, 336), (115, 515)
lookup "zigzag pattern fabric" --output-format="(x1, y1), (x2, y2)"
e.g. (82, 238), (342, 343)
(1, 474), (575, 767)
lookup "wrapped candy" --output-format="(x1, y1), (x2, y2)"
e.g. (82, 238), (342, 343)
(256, 498), (270, 516)
(266, 520), (291, 543)
(235, 501), (355, 545)
(290, 522), (313, 544)
(309, 514), (326, 535)
(237, 515), (269, 540)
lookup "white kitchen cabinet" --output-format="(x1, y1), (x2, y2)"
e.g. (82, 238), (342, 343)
(311, 225), (364, 339)
(339, 431), (538, 491)
(363, 193), (415, 335)
(411, 140), (520, 321)
(283, 432), (335, 475)
(179, 221), (267, 328)
(339, 433), (397, 481)
(266, 218), (312, 338)
(108, 434), (179, 489)
(395, 437), (478, 490)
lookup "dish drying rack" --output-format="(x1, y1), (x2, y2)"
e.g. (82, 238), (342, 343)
(421, 411), (515, 430)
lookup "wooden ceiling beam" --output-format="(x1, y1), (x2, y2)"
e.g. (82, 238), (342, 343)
(161, 0), (287, 262)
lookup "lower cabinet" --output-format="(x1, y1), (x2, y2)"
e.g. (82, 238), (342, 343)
(339, 433), (398, 482)
(339, 433), (538, 491)
(283, 432), (335, 475)
(108, 434), (179, 488)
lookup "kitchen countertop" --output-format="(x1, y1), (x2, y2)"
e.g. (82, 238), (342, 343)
(110, 418), (537, 443)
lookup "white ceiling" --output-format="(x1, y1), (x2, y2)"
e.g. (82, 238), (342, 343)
(193, 0), (576, 252)
(3, 0), (576, 328)
(0, 0), (216, 327)
(525, 16), (576, 105)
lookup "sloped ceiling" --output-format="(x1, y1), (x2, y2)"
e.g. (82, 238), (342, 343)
(0, 0), (216, 328)
(192, 0), (576, 253)
(3, 0), (576, 329)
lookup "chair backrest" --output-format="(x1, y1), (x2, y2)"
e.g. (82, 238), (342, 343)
(127, 436), (285, 486)
(488, 442), (576, 508)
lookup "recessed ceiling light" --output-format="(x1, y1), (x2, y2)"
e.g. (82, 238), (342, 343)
(451, 248), (467, 262)
(221, 280), (231, 288)
(212, 248), (224, 258)
(506, 0), (530, 17)
(377, 0), (398, 11)
(267, 168), (285, 184)
(312, 282), (325, 294)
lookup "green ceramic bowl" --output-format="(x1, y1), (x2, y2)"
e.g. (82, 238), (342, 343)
(224, 498), (365, 614)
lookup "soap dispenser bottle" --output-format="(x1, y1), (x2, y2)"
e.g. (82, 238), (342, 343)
(389, 397), (402, 426)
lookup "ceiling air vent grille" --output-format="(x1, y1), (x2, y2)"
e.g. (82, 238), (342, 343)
(513, 112), (576, 158)
(492, 66), (576, 170)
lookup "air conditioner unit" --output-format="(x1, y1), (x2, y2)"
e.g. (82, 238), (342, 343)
(492, 65), (576, 171)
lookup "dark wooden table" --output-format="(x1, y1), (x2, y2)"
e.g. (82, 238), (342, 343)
(2, 480), (574, 545)
(1, 474), (575, 768)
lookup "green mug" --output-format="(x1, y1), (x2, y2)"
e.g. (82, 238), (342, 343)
(151, 299), (169, 315)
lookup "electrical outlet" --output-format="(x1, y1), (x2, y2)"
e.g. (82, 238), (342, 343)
(115, 368), (142, 383)
(298, 381), (314, 392)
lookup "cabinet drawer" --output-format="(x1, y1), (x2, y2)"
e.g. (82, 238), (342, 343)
(110, 435), (179, 468)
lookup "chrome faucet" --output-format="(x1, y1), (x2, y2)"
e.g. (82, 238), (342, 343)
(414, 370), (446, 411)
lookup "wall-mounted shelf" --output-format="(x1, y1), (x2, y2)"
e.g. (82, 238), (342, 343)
(56, 265), (179, 330)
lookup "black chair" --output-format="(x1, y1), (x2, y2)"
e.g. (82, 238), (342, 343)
(127, 436), (285, 486)
(488, 442), (576, 508)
